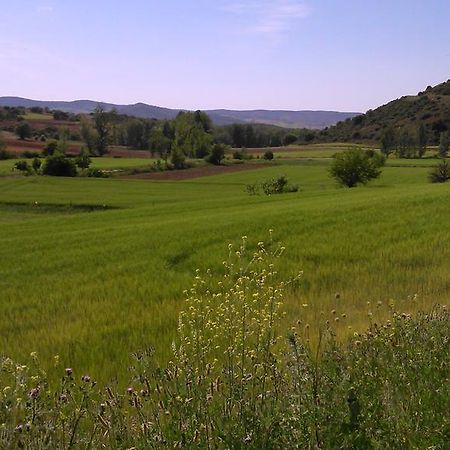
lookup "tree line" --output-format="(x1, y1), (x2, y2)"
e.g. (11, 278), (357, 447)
(380, 124), (449, 158)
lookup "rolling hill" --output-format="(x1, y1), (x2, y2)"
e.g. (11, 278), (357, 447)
(320, 79), (450, 143)
(0, 96), (359, 129)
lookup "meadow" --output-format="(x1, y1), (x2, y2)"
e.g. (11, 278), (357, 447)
(1, 150), (449, 382)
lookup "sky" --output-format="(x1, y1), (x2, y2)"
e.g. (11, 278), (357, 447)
(1, 0), (449, 112)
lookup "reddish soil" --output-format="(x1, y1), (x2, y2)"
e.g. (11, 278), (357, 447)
(29, 120), (81, 132)
(5, 138), (81, 155)
(127, 163), (271, 181)
(108, 147), (154, 158)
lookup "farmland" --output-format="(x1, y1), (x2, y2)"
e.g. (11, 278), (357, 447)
(1, 148), (449, 382)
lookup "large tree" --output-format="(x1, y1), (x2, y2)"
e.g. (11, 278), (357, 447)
(15, 122), (32, 140)
(92, 105), (110, 155)
(417, 123), (428, 158)
(330, 148), (384, 187)
(438, 131), (449, 158)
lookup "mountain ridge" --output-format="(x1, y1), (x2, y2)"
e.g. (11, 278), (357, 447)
(0, 96), (359, 129)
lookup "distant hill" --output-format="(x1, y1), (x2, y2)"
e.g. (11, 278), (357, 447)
(321, 79), (450, 143)
(0, 96), (359, 129)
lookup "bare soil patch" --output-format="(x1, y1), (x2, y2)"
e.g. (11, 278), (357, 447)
(127, 163), (271, 180)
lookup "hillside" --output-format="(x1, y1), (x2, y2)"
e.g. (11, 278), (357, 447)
(321, 79), (450, 143)
(0, 96), (358, 129)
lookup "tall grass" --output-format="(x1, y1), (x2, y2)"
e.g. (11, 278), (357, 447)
(0, 240), (448, 449)
(0, 161), (449, 380)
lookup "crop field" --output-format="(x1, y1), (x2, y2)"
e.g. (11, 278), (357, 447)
(1, 153), (449, 382)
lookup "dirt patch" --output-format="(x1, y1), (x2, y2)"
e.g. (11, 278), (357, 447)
(108, 147), (154, 158)
(5, 138), (81, 155)
(127, 163), (272, 180)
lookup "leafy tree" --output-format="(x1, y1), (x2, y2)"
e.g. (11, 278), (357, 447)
(42, 140), (58, 156)
(173, 112), (213, 158)
(43, 153), (77, 177)
(380, 127), (396, 157)
(438, 131), (449, 158)
(194, 110), (212, 132)
(148, 127), (172, 162)
(80, 116), (97, 153)
(207, 143), (227, 165)
(396, 129), (416, 158)
(15, 122), (32, 140)
(92, 105), (110, 155)
(428, 159), (449, 183)
(330, 148), (383, 187)
(170, 146), (186, 169)
(75, 148), (91, 170)
(417, 123), (427, 158)
(0, 134), (10, 159)
(32, 157), (41, 173)
(284, 133), (298, 146)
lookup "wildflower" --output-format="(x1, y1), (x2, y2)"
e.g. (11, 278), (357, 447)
(28, 387), (40, 399)
(65, 368), (73, 376)
(15, 424), (23, 433)
(81, 375), (91, 383)
(127, 387), (133, 395)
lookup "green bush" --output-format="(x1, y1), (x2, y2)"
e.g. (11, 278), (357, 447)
(263, 149), (274, 160)
(0, 149), (13, 160)
(13, 160), (30, 173)
(233, 148), (253, 160)
(428, 159), (449, 183)
(42, 153), (77, 177)
(247, 175), (298, 195)
(330, 148), (383, 187)
(87, 168), (109, 178)
(42, 140), (58, 156)
(206, 143), (227, 165)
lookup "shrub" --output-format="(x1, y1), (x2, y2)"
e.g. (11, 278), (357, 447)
(42, 153), (77, 177)
(170, 147), (186, 169)
(87, 168), (109, 178)
(32, 157), (41, 173)
(75, 148), (91, 170)
(263, 149), (274, 160)
(330, 148), (383, 187)
(13, 160), (30, 173)
(22, 151), (41, 159)
(428, 159), (449, 183)
(233, 148), (253, 160)
(0, 149), (13, 160)
(15, 122), (32, 140)
(206, 143), (227, 165)
(42, 140), (58, 156)
(246, 175), (298, 195)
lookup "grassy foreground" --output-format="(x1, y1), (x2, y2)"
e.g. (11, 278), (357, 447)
(0, 158), (450, 382)
(0, 244), (448, 448)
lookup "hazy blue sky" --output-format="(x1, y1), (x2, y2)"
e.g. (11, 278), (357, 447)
(1, 0), (449, 112)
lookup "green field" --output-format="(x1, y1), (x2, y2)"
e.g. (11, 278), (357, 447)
(20, 112), (54, 121)
(0, 157), (157, 175)
(1, 156), (449, 381)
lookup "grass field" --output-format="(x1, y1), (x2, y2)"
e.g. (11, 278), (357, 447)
(1, 151), (449, 381)
(20, 112), (54, 121)
(0, 157), (158, 175)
